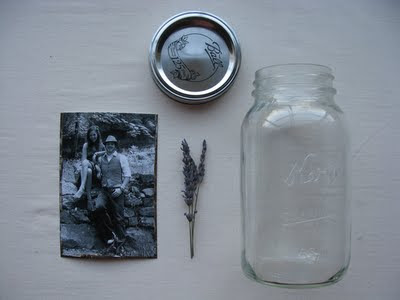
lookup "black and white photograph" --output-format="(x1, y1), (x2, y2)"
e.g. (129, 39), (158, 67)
(59, 112), (158, 258)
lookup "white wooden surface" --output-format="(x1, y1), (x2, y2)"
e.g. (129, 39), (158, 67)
(1, 0), (399, 299)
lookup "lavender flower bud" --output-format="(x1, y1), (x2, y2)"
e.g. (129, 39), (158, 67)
(184, 212), (194, 222)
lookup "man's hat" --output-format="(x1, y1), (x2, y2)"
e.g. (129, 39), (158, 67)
(105, 135), (118, 144)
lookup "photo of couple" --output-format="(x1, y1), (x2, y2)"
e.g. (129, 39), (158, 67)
(59, 112), (158, 258)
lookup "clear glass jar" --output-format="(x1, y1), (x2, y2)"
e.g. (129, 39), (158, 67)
(240, 64), (350, 287)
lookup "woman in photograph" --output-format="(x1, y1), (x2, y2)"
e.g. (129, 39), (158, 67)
(73, 125), (105, 203)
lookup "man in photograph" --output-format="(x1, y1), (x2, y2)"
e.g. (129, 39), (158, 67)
(92, 135), (131, 252)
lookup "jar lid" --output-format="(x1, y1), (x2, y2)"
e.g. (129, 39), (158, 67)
(149, 11), (241, 104)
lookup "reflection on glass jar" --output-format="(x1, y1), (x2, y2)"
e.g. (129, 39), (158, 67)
(241, 64), (350, 287)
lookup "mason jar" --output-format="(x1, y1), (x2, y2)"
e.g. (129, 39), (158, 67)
(240, 64), (350, 287)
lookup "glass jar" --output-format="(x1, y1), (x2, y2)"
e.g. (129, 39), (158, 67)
(240, 64), (350, 287)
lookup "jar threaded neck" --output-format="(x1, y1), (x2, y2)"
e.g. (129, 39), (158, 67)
(252, 64), (336, 102)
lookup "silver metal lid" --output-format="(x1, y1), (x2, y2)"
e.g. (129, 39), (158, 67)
(149, 11), (241, 104)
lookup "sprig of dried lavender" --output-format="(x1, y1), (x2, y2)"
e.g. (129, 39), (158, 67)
(181, 139), (207, 259)
(181, 139), (197, 257)
(197, 140), (207, 184)
(191, 140), (207, 251)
